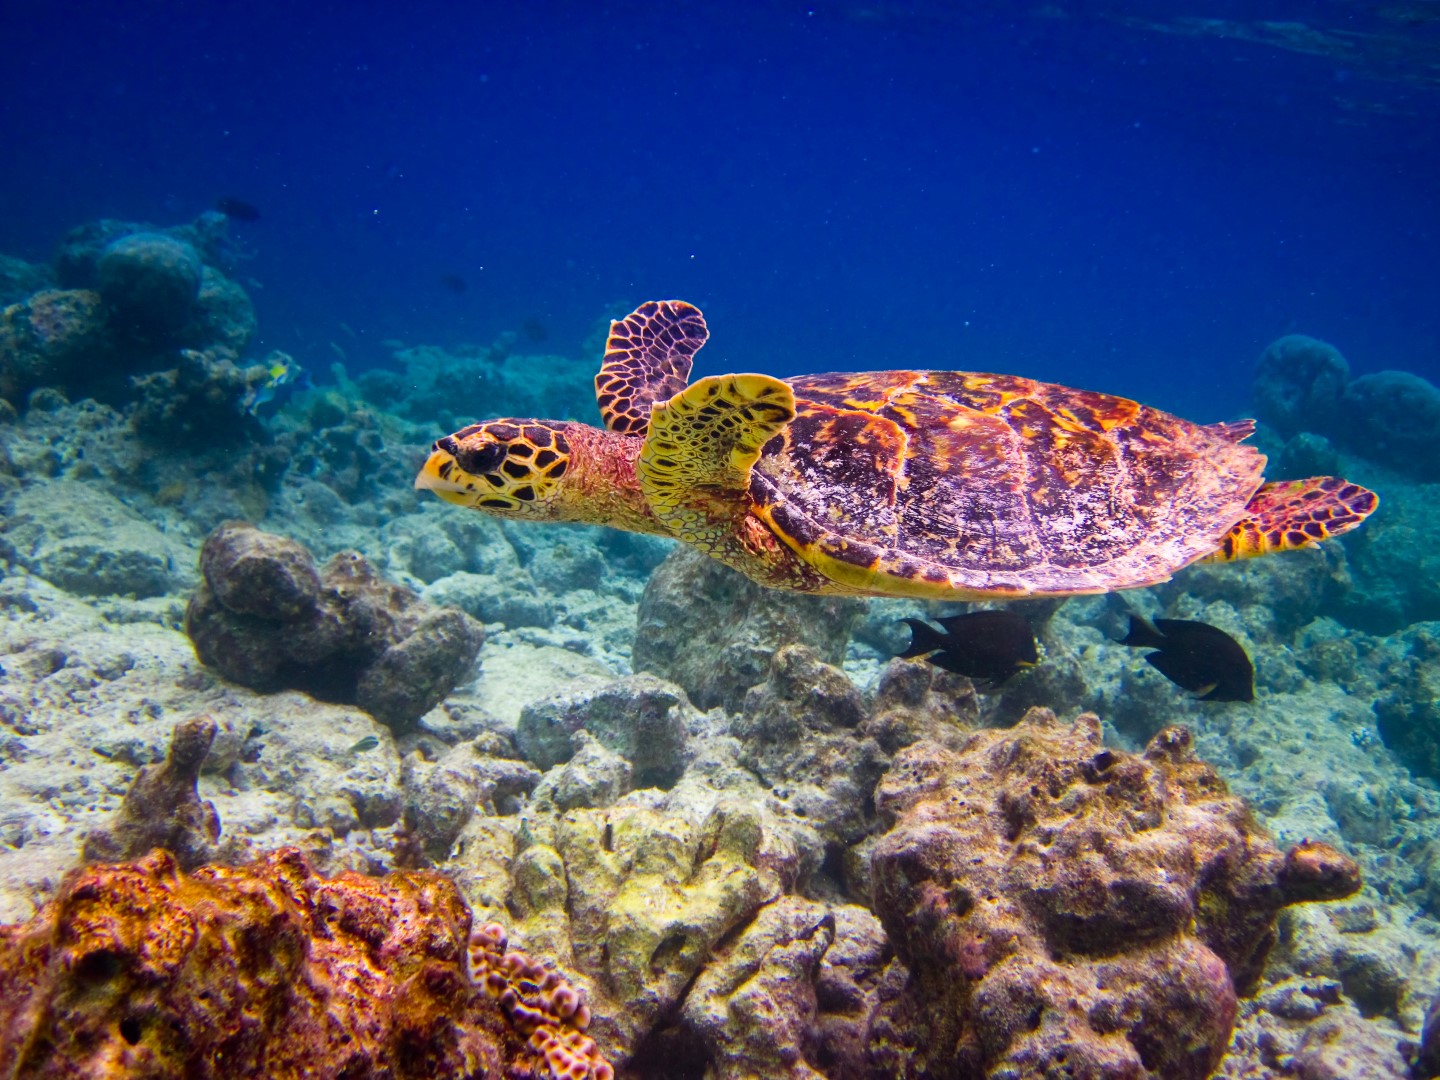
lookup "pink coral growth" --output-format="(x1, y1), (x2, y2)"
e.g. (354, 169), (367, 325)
(468, 922), (612, 1080)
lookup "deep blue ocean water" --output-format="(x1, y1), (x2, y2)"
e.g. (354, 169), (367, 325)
(2, 0), (1436, 420)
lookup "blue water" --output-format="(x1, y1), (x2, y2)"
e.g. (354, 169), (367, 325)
(3, 0), (1437, 420)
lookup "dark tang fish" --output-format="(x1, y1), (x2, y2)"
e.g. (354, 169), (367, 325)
(899, 610), (1039, 688)
(215, 196), (261, 222)
(1118, 616), (1254, 702)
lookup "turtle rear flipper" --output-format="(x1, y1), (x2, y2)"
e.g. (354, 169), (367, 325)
(1208, 477), (1379, 561)
(639, 373), (796, 545)
(594, 300), (709, 435)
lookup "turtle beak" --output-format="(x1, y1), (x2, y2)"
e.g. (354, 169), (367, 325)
(414, 447), (473, 505)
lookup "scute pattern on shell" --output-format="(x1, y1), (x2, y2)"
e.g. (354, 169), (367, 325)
(749, 370), (1266, 597)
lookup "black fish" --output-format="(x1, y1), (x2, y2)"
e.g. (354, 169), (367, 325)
(521, 316), (548, 343)
(899, 610), (1039, 688)
(1117, 616), (1254, 702)
(215, 196), (261, 222)
(440, 273), (468, 293)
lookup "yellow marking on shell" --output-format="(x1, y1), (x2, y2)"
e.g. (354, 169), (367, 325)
(757, 518), (1036, 601)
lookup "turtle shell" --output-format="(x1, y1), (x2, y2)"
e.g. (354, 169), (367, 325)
(747, 370), (1265, 598)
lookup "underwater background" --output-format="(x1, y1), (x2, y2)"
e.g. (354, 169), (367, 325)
(3, 2), (1440, 1078)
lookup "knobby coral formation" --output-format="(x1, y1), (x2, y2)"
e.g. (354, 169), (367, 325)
(868, 708), (1361, 1080)
(185, 521), (484, 732)
(0, 847), (610, 1080)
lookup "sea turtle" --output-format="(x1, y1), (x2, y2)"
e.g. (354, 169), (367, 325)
(415, 300), (1377, 599)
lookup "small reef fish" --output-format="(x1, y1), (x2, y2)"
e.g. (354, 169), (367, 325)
(243, 354), (312, 418)
(898, 610), (1040, 688)
(214, 196), (261, 222)
(348, 735), (381, 753)
(1117, 616), (1254, 702)
(440, 273), (468, 294)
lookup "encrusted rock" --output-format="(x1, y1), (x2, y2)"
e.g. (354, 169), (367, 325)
(861, 656), (979, 754)
(81, 714), (237, 870)
(0, 846), (610, 1079)
(679, 896), (837, 1080)
(734, 644), (888, 850)
(516, 673), (694, 788)
(401, 742), (540, 860)
(632, 544), (862, 713)
(185, 521), (483, 732)
(530, 730), (633, 811)
(868, 708), (1362, 1080)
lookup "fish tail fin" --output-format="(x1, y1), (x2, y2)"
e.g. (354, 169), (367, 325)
(899, 618), (947, 659)
(1205, 477), (1379, 562)
(1117, 615), (1166, 650)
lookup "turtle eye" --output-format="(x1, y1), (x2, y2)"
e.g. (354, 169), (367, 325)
(454, 441), (506, 476)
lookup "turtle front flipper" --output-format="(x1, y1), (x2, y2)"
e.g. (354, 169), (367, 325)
(639, 373), (796, 548)
(595, 300), (709, 435)
(1207, 476), (1379, 561)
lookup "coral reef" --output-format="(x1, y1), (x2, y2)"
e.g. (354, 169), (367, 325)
(0, 846), (609, 1079)
(1, 216), (257, 410)
(186, 521), (484, 732)
(868, 709), (1361, 1079)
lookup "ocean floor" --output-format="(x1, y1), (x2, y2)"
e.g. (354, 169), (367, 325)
(3, 230), (1440, 1075)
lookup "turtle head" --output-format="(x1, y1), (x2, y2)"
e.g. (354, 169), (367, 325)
(415, 419), (574, 517)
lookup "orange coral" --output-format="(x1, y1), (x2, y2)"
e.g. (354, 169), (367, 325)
(0, 847), (610, 1080)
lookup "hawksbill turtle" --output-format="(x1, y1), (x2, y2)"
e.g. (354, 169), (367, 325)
(414, 300), (1377, 599)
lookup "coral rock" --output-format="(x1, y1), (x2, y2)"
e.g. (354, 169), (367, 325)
(81, 714), (236, 870)
(632, 544), (862, 713)
(734, 644), (888, 849)
(869, 708), (1361, 1080)
(0, 847), (610, 1079)
(1253, 333), (1350, 440)
(0, 288), (108, 403)
(517, 673), (694, 788)
(186, 521), (483, 732)
(97, 232), (203, 340)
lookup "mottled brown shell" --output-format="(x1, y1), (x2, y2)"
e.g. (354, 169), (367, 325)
(748, 370), (1266, 597)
